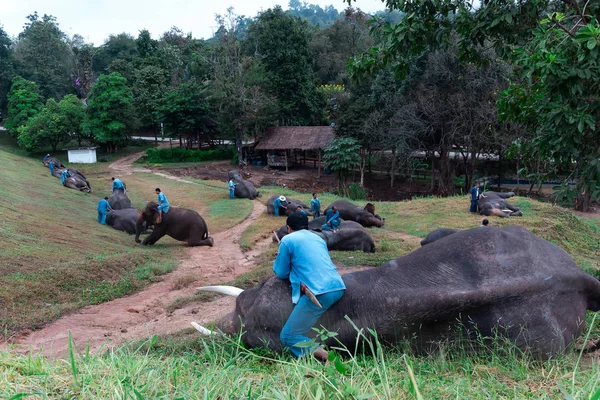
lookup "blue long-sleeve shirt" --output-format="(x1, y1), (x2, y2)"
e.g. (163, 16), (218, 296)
(325, 209), (340, 228)
(112, 178), (124, 191)
(157, 192), (169, 213)
(310, 198), (321, 213)
(97, 199), (111, 213)
(273, 229), (345, 304)
(470, 186), (480, 201)
(228, 180), (236, 189)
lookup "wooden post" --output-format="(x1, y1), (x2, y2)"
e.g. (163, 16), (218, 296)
(285, 150), (288, 173)
(317, 149), (321, 178)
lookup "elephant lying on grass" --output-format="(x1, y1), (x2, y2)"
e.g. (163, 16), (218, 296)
(228, 170), (259, 199)
(266, 195), (312, 216)
(135, 202), (213, 246)
(194, 225), (600, 359)
(108, 191), (132, 210)
(106, 208), (147, 234)
(479, 191), (523, 217)
(62, 168), (92, 192)
(325, 200), (384, 227)
(274, 216), (375, 252)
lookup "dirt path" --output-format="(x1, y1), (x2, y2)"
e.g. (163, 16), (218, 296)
(11, 153), (273, 357)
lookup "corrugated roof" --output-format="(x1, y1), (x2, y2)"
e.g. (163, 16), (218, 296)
(255, 126), (335, 151)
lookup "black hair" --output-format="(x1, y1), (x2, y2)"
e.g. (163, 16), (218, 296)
(312, 192), (317, 196)
(155, 188), (161, 192)
(287, 212), (309, 231)
(111, 177), (115, 180)
(104, 196), (109, 200)
(482, 219), (489, 226)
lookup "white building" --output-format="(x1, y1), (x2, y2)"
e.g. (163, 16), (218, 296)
(65, 147), (98, 164)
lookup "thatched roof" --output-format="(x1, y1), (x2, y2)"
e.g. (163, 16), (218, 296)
(255, 126), (335, 151)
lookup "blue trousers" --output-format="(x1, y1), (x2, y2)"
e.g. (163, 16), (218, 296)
(280, 289), (345, 357)
(98, 212), (107, 225)
(470, 200), (478, 213)
(312, 210), (320, 218)
(229, 188), (235, 199)
(49, 166), (55, 176)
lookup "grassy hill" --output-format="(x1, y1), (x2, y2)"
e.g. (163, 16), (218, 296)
(2, 136), (600, 398)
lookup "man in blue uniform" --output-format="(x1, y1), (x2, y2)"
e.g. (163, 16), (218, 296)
(228, 178), (236, 199)
(60, 169), (70, 185)
(155, 187), (169, 224)
(295, 205), (307, 215)
(97, 196), (112, 225)
(273, 195), (287, 217)
(469, 183), (486, 213)
(112, 177), (126, 193)
(48, 160), (55, 176)
(273, 212), (346, 362)
(321, 205), (340, 233)
(310, 192), (321, 218)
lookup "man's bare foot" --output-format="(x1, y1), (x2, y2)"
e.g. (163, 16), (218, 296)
(313, 348), (328, 363)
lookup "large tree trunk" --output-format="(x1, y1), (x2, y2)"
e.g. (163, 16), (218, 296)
(359, 149), (366, 187)
(390, 148), (396, 188)
(437, 147), (453, 196)
(236, 130), (243, 168)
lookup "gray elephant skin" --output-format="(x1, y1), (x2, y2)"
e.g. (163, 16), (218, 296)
(479, 191), (523, 218)
(215, 225), (600, 359)
(228, 170), (259, 199)
(420, 228), (459, 246)
(325, 200), (384, 227)
(135, 202), (213, 247)
(274, 216), (375, 252)
(43, 158), (92, 192)
(108, 191), (132, 210)
(106, 208), (145, 235)
(266, 195), (312, 216)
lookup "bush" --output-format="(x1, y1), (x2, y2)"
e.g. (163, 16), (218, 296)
(145, 147), (235, 163)
(347, 183), (367, 201)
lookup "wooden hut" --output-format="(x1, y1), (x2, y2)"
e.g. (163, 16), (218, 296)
(255, 126), (335, 176)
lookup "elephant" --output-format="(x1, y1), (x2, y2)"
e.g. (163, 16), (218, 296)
(420, 228), (459, 246)
(195, 225), (600, 360)
(43, 157), (65, 169)
(106, 208), (148, 235)
(228, 170), (259, 199)
(325, 200), (384, 228)
(135, 202), (214, 247)
(479, 191), (523, 218)
(274, 216), (375, 252)
(266, 195), (312, 216)
(108, 191), (132, 210)
(61, 168), (92, 193)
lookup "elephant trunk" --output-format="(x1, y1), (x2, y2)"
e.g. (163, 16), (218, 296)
(135, 212), (144, 243)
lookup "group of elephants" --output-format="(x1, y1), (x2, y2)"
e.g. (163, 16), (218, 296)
(43, 157), (92, 192)
(41, 158), (600, 359)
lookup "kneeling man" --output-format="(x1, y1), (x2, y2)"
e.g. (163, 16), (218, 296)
(273, 212), (346, 361)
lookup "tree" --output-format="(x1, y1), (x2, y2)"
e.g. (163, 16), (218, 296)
(13, 13), (73, 100)
(132, 65), (167, 133)
(247, 6), (326, 125)
(0, 26), (14, 113)
(17, 95), (85, 151)
(4, 76), (43, 136)
(323, 137), (361, 193)
(156, 82), (214, 147)
(92, 33), (138, 83)
(83, 72), (136, 152)
(211, 8), (277, 166)
(70, 35), (95, 99)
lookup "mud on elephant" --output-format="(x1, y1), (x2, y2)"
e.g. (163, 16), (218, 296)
(274, 216), (375, 252)
(479, 191), (523, 218)
(228, 170), (259, 199)
(325, 200), (384, 228)
(196, 225), (600, 359)
(135, 202), (214, 247)
(266, 195), (312, 216)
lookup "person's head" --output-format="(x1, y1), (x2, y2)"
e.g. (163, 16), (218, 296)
(46, 154), (50, 157)
(286, 212), (309, 233)
(112, 177), (115, 181)
(296, 205), (302, 211)
(104, 196), (109, 200)
(312, 192), (317, 198)
(482, 219), (489, 226)
(279, 195), (286, 203)
(475, 183), (480, 188)
(155, 188), (161, 194)
(332, 206), (337, 212)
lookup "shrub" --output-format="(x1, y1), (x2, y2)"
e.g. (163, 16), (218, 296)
(145, 147), (235, 163)
(347, 182), (367, 200)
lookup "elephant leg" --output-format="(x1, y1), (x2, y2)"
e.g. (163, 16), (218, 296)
(142, 226), (167, 245)
(188, 237), (214, 247)
(488, 208), (510, 218)
(510, 211), (523, 217)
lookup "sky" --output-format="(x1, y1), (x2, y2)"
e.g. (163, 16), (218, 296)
(0, 0), (387, 45)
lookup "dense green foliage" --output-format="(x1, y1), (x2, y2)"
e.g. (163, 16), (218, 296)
(83, 72), (136, 151)
(144, 147), (235, 163)
(17, 95), (85, 151)
(4, 76), (42, 135)
(323, 137), (361, 191)
(156, 82), (212, 141)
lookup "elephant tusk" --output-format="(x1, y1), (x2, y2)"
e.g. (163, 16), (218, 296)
(197, 285), (244, 297)
(191, 321), (218, 336)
